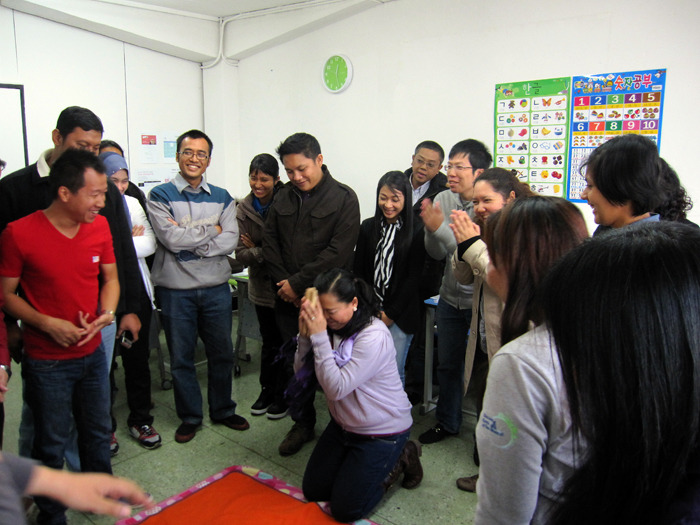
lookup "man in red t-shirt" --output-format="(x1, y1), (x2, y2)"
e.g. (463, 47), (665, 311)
(0, 149), (119, 525)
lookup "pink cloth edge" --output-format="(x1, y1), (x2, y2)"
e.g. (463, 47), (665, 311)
(116, 465), (379, 525)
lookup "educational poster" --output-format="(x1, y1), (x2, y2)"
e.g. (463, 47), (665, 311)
(568, 68), (666, 201)
(494, 77), (570, 198)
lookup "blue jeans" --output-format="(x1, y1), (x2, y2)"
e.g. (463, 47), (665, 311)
(22, 345), (112, 525)
(435, 299), (472, 434)
(157, 283), (237, 424)
(388, 323), (413, 387)
(19, 325), (116, 473)
(303, 418), (409, 522)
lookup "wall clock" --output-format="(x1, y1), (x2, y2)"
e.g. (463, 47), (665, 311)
(323, 54), (353, 93)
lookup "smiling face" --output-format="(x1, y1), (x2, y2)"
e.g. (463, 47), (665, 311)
(446, 153), (481, 200)
(109, 169), (129, 196)
(282, 153), (324, 192)
(581, 171), (634, 228)
(176, 137), (211, 186)
(378, 184), (405, 224)
(320, 292), (358, 331)
(249, 170), (277, 205)
(472, 180), (514, 225)
(410, 147), (443, 189)
(61, 167), (108, 224)
(52, 127), (102, 159)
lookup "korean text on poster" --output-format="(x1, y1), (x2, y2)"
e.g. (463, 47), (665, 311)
(494, 77), (570, 198)
(568, 68), (666, 201)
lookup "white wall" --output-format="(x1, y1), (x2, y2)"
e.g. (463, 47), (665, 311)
(0, 7), (203, 187)
(2, 0), (699, 231)
(233, 0), (700, 230)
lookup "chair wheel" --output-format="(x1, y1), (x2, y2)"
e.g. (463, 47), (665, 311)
(234, 365), (241, 377)
(161, 379), (173, 390)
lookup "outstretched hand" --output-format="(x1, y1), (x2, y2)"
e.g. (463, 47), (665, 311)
(26, 466), (154, 519)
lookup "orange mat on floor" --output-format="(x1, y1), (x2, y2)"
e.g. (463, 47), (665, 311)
(117, 466), (378, 525)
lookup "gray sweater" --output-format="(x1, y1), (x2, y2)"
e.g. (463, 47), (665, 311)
(475, 325), (579, 524)
(148, 173), (238, 290)
(423, 189), (474, 309)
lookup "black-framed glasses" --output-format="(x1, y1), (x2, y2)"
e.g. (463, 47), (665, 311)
(179, 149), (209, 160)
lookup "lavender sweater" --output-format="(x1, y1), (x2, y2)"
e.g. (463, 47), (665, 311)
(295, 317), (412, 435)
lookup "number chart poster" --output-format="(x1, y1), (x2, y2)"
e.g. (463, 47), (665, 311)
(494, 77), (570, 198)
(568, 68), (667, 201)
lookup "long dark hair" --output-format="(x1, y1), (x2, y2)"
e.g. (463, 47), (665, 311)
(314, 268), (381, 339)
(483, 196), (588, 345)
(541, 222), (700, 524)
(654, 162), (693, 221)
(372, 170), (414, 256)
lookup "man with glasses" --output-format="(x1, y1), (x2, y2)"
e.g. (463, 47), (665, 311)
(419, 139), (492, 444)
(148, 129), (249, 444)
(405, 141), (447, 215)
(402, 141), (448, 401)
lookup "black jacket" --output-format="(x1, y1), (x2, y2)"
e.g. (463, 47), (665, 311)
(404, 167), (448, 298)
(262, 166), (360, 296)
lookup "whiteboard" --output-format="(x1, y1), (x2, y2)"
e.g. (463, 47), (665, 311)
(0, 84), (28, 177)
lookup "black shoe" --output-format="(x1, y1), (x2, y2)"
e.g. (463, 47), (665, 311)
(250, 390), (274, 416)
(266, 401), (289, 420)
(418, 423), (457, 444)
(213, 414), (250, 431)
(175, 422), (199, 443)
(279, 423), (314, 456)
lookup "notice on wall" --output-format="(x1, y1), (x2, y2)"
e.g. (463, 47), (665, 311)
(137, 132), (180, 195)
(567, 68), (667, 201)
(494, 77), (571, 198)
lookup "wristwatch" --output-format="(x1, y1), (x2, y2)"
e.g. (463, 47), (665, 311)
(0, 364), (11, 379)
(100, 309), (116, 324)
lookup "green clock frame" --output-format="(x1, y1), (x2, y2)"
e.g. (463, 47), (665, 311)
(323, 54), (353, 93)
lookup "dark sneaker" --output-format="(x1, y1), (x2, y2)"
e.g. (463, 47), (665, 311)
(110, 433), (119, 457)
(401, 440), (423, 489)
(456, 474), (479, 492)
(278, 423), (314, 456)
(418, 423), (457, 444)
(250, 390), (274, 416)
(266, 401), (289, 420)
(175, 422), (199, 443)
(129, 424), (162, 450)
(213, 414), (250, 431)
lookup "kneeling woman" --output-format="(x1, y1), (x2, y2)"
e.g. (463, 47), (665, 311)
(297, 269), (422, 522)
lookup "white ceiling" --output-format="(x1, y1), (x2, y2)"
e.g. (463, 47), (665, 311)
(98, 0), (341, 19)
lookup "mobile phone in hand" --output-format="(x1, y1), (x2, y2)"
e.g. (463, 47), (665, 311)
(119, 331), (134, 349)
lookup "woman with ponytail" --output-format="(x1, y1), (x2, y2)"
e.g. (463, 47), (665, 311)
(297, 268), (422, 522)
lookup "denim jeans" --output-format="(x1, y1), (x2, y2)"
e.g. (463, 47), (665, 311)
(157, 283), (237, 424)
(303, 418), (409, 523)
(22, 344), (112, 525)
(19, 324), (115, 474)
(435, 299), (472, 434)
(388, 322), (414, 387)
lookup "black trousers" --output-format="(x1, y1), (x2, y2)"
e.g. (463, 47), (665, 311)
(254, 304), (286, 404)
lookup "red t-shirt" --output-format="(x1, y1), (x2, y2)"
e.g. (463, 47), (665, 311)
(0, 211), (115, 360)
